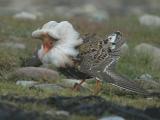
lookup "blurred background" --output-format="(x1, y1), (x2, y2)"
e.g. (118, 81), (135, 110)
(0, 0), (160, 16)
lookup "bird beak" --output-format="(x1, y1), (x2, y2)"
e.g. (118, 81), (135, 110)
(42, 33), (54, 53)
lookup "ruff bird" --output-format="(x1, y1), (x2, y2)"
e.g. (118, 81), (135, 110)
(28, 21), (147, 95)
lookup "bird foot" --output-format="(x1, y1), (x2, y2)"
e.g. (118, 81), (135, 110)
(72, 80), (85, 91)
(93, 80), (102, 95)
(72, 83), (81, 91)
(93, 87), (102, 95)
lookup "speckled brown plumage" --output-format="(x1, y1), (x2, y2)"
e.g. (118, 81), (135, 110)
(78, 32), (123, 75)
(25, 31), (148, 95)
(77, 31), (148, 95)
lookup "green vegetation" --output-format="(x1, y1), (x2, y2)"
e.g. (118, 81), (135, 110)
(0, 16), (160, 119)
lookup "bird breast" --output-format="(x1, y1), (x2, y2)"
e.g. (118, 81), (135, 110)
(38, 41), (80, 68)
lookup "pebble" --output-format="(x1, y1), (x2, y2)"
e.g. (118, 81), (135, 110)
(16, 80), (38, 87)
(55, 110), (70, 116)
(135, 43), (160, 68)
(139, 14), (160, 27)
(139, 74), (153, 81)
(12, 67), (59, 81)
(99, 116), (125, 120)
(33, 83), (64, 91)
(61, 79), (88, 88)
(13, 11), (37, 20)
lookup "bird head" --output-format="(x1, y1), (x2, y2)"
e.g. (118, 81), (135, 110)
(40, 33), (58, 53)
(32, 21), (83, 67)
(105, 31), (122, 50)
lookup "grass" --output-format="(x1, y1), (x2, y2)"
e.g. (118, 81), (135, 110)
(0, 15), (160, 119)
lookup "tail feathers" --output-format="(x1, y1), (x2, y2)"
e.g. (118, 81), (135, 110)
(101, 71), (148, 95)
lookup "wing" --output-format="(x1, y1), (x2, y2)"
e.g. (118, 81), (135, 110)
(79, 31), (148, 95)
(79, 31), (124, 76)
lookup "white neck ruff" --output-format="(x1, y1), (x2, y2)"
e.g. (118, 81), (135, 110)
(38, 38), (83, 67)
(37, 21), (83, 67)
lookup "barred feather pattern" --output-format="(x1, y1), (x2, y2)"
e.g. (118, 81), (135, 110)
(79, 31), (123, 75)
(78, 31), (148, 94)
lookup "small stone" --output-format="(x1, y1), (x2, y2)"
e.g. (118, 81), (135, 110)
(55, 110), (69, 116)
(99, 116), (125, 120)
(139, 14), (160, 27)
(60, 79), (91, 93)
(135, 43), (160, 57)
(45, 110), (69, 118)
(13, 12), (37, 20)
(16, 80), (38, 87)
(61, 79), (88, 88)
(135, 43), (160, 68)
(33, 83), (64, 91)
(139, 74), (152, 81)
(12, 67), (59, 81)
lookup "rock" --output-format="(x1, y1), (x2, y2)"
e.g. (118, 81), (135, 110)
(13, 11), (37, 20)
(135, 43), (160, 68)
(99, 116), (125, 120)
(16, 80), (38, 87)
(135, 43), (160, 57)
(55, 110), (70, 116)
(61, 79), (88, 88)
(139, 74), (152, 81)
(0, 42), (26, 49)
(139, 14), (160, 27)
(11, 67), (59, 81)
(32, 83), (64, 91)
(46, 110), (69, 117)
(60, 79), (91, 93)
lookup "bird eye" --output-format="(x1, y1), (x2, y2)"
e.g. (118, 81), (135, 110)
(108, 37), (112, 41)
(50, 41), (53, 45)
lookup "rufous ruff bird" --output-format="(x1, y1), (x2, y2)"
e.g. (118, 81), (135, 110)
(28, 21), (147, 95)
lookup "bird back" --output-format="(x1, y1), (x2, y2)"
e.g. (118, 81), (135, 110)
(78, 31), (124, 77)
(78, 32), (148, 95)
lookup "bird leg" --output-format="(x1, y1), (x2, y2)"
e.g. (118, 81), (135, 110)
(94, 79), (102, 95)
(73, 79), (85, 91)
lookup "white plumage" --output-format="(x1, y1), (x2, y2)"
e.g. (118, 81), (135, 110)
(32, 21), (83, 67)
